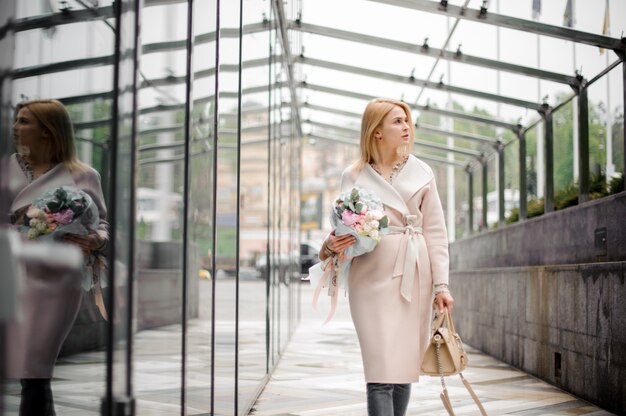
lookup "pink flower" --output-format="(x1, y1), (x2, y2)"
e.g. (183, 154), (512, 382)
(341, 210), (360, 226)
(51, 208), (74, 225)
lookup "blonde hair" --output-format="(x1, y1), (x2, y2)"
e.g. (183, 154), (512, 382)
(356, 98), (414, 170)
(15, 99), (87, 172)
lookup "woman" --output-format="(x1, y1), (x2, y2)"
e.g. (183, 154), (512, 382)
(5, 99), (108, 415)
(320, 98), (454, 416)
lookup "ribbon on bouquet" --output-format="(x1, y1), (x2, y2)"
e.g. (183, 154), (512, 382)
(311, 255), (344, 324)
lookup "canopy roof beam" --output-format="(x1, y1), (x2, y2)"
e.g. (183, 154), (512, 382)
(295, 56), (539, 110)
(289, 21), (578, 85)
(303, 101), (519, 132)
(366, 0), (626, 52)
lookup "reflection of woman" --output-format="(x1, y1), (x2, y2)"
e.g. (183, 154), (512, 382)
(319, 98), (454, 416)
(4, 99), (108, 415)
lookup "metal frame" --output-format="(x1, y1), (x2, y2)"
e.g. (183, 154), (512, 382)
(366, 0), (625, 52)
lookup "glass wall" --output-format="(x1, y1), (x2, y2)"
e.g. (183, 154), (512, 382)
(1, 0), (302, 415)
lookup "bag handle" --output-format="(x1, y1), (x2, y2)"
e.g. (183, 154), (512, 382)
(432, 307), (457, 335)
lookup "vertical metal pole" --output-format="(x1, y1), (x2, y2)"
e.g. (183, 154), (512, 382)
(539, 104), (554, 213)
(234, 0), (244, 412)
(181, 0), (194, 413)
(577, 79), (590, 203)
(517, 128), (527, 220)
(466, 167), (473, 234)
(0, 6), (15, 413)
(104, 1), (123, 413)
(497, 143), (505, 226)
(623, 60), (626, 191)
(481, 159), (488, 229)
(209, 1), (221, 414)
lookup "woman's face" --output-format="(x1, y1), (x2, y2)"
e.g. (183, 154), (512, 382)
(13, 107), (47, 154)
(376, 106), (411, 151)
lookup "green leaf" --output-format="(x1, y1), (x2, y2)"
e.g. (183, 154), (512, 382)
(47, 200), (63, 212)
(379, 216), (389, 228)
(354, 202), (363, 213)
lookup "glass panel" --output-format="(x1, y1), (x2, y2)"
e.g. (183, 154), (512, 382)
(587, 68), (623, 198)
(109, 0), (139, 412)
(553, 101), (575, 207)
(134, 1), (186, 413)
(526, 124), (543, 218)
(186, 0), (217, 413)
(238, 0), (271, 412)
(3, 2), (117, 414)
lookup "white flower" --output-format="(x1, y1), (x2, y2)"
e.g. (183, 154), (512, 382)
(27, 228), (40, 239)
(369, 229), (379, 240)
(369, 209), (384, 220)
(369, 220), (379, 229)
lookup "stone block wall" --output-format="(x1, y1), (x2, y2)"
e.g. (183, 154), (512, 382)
(450, 192), (626, 414)
(452, 263), (626, 414)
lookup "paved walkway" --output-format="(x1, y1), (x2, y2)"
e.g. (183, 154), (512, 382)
(251, 284), (614, 416)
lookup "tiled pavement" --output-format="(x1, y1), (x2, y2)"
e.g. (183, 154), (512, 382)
(2, 281), (616, 415)
(250, 284), (615, 416)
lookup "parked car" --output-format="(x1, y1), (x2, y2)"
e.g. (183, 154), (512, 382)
(255, 241), (321, 283)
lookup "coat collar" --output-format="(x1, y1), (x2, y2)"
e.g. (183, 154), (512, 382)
(394, 155), (434, 203)
(9, 154), (76, 212)
(353, 155), (434, 215)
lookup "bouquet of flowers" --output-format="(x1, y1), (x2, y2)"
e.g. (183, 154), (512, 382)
(311, 186), (389, 323)
(20, 186), (99, 241)
(332, 187), (389, 257)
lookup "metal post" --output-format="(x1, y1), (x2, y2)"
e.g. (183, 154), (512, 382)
(517, 127), (527, 220)
(466, 166), (474, 235)
(482, 158), (488, 229)
(538, 104), (554, 213)
(577, 77), (590, 203)
(497, 142), (505, 226)
(623, 59), (626, 191)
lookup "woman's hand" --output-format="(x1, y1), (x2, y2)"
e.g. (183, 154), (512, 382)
(320, 231), (356, 260)
(327, 231), (356, 253)
(435, 291), (454, 314)
(63, 232), (105, 255)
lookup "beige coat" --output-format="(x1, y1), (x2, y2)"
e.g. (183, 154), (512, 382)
(4, 154), (107, 378)
(341, 155), (449, 383)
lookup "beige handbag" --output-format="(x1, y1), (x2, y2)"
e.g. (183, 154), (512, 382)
(421, 308), (488, 416)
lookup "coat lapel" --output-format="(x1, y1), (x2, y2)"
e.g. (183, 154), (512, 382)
(355, 164), (409, 215)
(394, 155), (434, 204)
(10, 157), (76, 212)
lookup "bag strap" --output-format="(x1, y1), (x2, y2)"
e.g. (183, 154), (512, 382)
(460, 374), (488, 415)
(440, 389), (455, 416)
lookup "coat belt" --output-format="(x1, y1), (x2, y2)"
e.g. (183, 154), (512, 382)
(388, 214), (423, 302)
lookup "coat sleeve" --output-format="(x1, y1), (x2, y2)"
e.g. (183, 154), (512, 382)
(74, 167), (109, 244)
(420, 177), (449, 286)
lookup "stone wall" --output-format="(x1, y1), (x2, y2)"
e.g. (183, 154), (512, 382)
(451, 191), (626, 269)
(452, 263), (626, 414)
(449, 192), (626, 414)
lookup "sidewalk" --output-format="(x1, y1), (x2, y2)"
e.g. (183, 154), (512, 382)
(251, 284), (614, 416)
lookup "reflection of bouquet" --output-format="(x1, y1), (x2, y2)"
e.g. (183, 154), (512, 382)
(333, 187), (389, 255)
(21, 186), (99, 240)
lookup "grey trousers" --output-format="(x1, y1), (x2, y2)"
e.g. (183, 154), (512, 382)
(366, 383), (411, 416)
